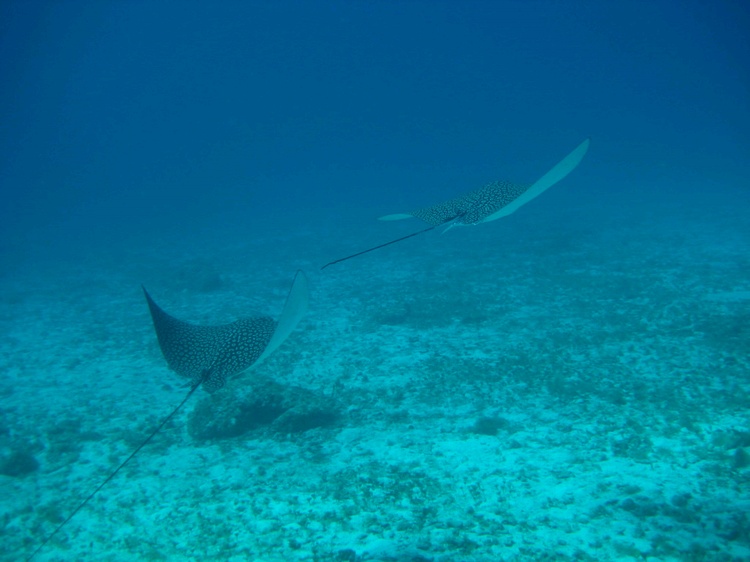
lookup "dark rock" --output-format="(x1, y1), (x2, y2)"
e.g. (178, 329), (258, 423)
(337, 549), (357, 561)
(188, 376), (340, 441)
(0, 450), (40, 477)
(471, 416), (509, 436)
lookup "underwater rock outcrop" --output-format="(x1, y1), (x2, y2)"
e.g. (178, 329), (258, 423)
(187, 376), (341, 441)
(0, 449), (40, 477)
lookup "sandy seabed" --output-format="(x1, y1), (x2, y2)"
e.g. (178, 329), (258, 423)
(1, 203), (749, 562)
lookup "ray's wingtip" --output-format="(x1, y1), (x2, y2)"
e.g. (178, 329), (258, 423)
(378, 213), (413, 221)
(575, 137), (592, 158)
(141, 285), (158, 306)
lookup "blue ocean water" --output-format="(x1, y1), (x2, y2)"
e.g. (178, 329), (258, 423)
(1, 1), (748, 560)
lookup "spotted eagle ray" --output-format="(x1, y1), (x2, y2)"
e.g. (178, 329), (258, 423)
(321, 138), (590, 269)
(27, 270), (309, 561)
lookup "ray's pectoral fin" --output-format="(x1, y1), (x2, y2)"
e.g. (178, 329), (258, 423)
(257, 270), (309, 364)
(480, 137), (590, 222)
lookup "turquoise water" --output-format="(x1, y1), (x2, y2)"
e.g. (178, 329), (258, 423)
(1, 2), (748, 561)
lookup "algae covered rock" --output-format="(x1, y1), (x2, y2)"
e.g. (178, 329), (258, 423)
(0, 449), (40, 477)
(188, 376), (340, 441)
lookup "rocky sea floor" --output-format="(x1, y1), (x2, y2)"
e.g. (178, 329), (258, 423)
(1, 200), (749, 561)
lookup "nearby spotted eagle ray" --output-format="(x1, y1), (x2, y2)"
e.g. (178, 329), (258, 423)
(144, 270), (309, 391)
(142, 290), (276, 393)
(27, 271), (309, 561)
(321, 138), (590, 269)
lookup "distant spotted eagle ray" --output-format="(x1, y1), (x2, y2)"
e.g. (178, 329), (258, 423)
(27, 271), (309, 561)
(321, 138), (590, 269)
